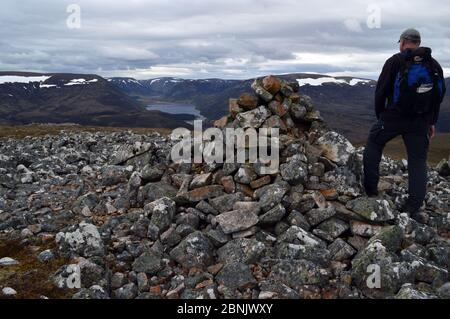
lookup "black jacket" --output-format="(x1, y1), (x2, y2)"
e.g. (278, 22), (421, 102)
(375, 47), (446, 125)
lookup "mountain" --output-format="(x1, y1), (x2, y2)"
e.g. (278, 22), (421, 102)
(0, 72), (192, 128)
(109, 73), (450, 143)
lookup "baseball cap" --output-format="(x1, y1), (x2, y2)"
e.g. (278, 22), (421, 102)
(398, 28), (421, 43)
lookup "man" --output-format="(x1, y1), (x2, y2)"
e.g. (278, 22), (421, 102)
(363, 28), (446, 221)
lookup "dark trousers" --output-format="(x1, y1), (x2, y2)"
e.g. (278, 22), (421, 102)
(363, 117), (430, 211)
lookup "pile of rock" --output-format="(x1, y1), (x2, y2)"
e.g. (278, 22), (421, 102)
(0, 76), (449, 299)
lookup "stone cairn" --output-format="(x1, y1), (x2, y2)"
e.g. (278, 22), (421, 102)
(0, 76), (449, 299)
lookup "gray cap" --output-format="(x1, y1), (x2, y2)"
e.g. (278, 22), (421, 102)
(398, 28), (421, 43)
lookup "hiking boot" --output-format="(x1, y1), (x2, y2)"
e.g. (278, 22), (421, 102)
(364, 186), (379, 198)
(401, 203), (427, 223)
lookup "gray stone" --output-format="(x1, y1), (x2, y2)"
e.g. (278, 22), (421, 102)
(269, 259), (330, 288)
(346, 197), (395, 222)
(132, 251), (163, 275)
(114, 283), (138, 299)
(234, 166), (257, 184)
(289, 103), (307, 121)
(2, 287), (17, 296)
(251, 79), (273, 102)
(101, 165), (129, 186)
(37, 250), (55, 263)
(195, 200), (219, 215)
(217, 238), (266, 264)
(216, 262), (257, 289)
(215, 210), (259, 234)
(315, 131), (355, 166)
(255, 182), (290, 212)
(236, 106), (271, 129)
(190, 173), (213, 189)
(313, 218), (349, 242)
(111, 272), (127, 289)
(144, 197), (176, 233)
(259, 204), (286, 224)
(209, 192), (244, 214)
(141, 164), (164, 182)
(305, 206), (336, 226)
(55, 222), (104, 258)
(170, 231), (215, 268)
(0, 257), (19, 266)
(328, 238), (356, 261)
(280, 154), (308, 185)
(395, 284), (438, 299)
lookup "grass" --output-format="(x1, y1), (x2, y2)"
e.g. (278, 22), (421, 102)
(0, 124), (171, 139)
(0, 238), (73, 299)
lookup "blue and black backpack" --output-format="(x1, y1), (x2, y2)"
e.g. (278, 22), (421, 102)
(393, 48), (444, 115)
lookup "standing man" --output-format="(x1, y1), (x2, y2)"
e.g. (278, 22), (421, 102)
(363, 28), (446, 221)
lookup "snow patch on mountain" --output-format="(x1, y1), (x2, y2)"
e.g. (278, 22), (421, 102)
(65, 78), (99, 86)
(297, 77), (371, 87)
(0, 75), (51, 84)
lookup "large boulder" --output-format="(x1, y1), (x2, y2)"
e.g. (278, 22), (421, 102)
(316, 131), (355, 166)
(56, 222), (104, 258)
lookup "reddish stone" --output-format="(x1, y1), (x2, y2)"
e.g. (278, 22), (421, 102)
(207, 263), (224, 275)
(268, 100), (287, 117)
(236, 183), (254, 197)
(185, 185), (224, 202)
(149, 285), (162, 295)
(250, 175), (271, 189)
(290, 93), (301, 103)
(237, 93), (258, 110)
(320, 188), (339, 200)
(229, 98), (243, 118)
(274, 93), (284, 102)
(214, 116), (229, 128)
(262, 75), (282, 95)
(221, 175), (236, 193)
(195, 279), (214, 289)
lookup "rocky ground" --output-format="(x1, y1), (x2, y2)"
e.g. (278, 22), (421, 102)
(0, 76), (449, 299)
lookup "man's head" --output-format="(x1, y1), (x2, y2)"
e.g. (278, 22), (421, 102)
(398, 28), (421, 52)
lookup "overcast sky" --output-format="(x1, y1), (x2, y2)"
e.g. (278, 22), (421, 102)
(1, 0), (449, 79)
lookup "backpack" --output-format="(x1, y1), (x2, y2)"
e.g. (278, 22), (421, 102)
(393, 49), (444, 115)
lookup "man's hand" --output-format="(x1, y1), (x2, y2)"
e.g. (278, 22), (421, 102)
(429, 125), (436, 139)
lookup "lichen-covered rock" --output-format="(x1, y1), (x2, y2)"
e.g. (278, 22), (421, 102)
(251, 79), (273, 102)
(435, 158), (450, 177)
(144, 197), (176, 233)
(290, 103), (307, 121)
(56, 222), (104, 258)
(216, 262), (257, 289)
(254, 182), (290, 213)
(236, 106), (271, 129)
(170, 231), (215, 268)
(132, 250), (163, 275)
(395, 284), (438, 299)
(268, 259), (330, 289)
(280, 154), (308, 185)
(316, 131), (355, 166)
(346, 197), (396, 222)
(217, 238), (266, 264)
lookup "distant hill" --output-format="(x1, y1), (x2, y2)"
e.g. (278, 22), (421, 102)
(108, 73), (450, 142)
(0, 72), (192, 129)
(109, 73), (450, 143)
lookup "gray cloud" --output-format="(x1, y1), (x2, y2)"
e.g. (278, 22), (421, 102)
(0, 0), (449, 79)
